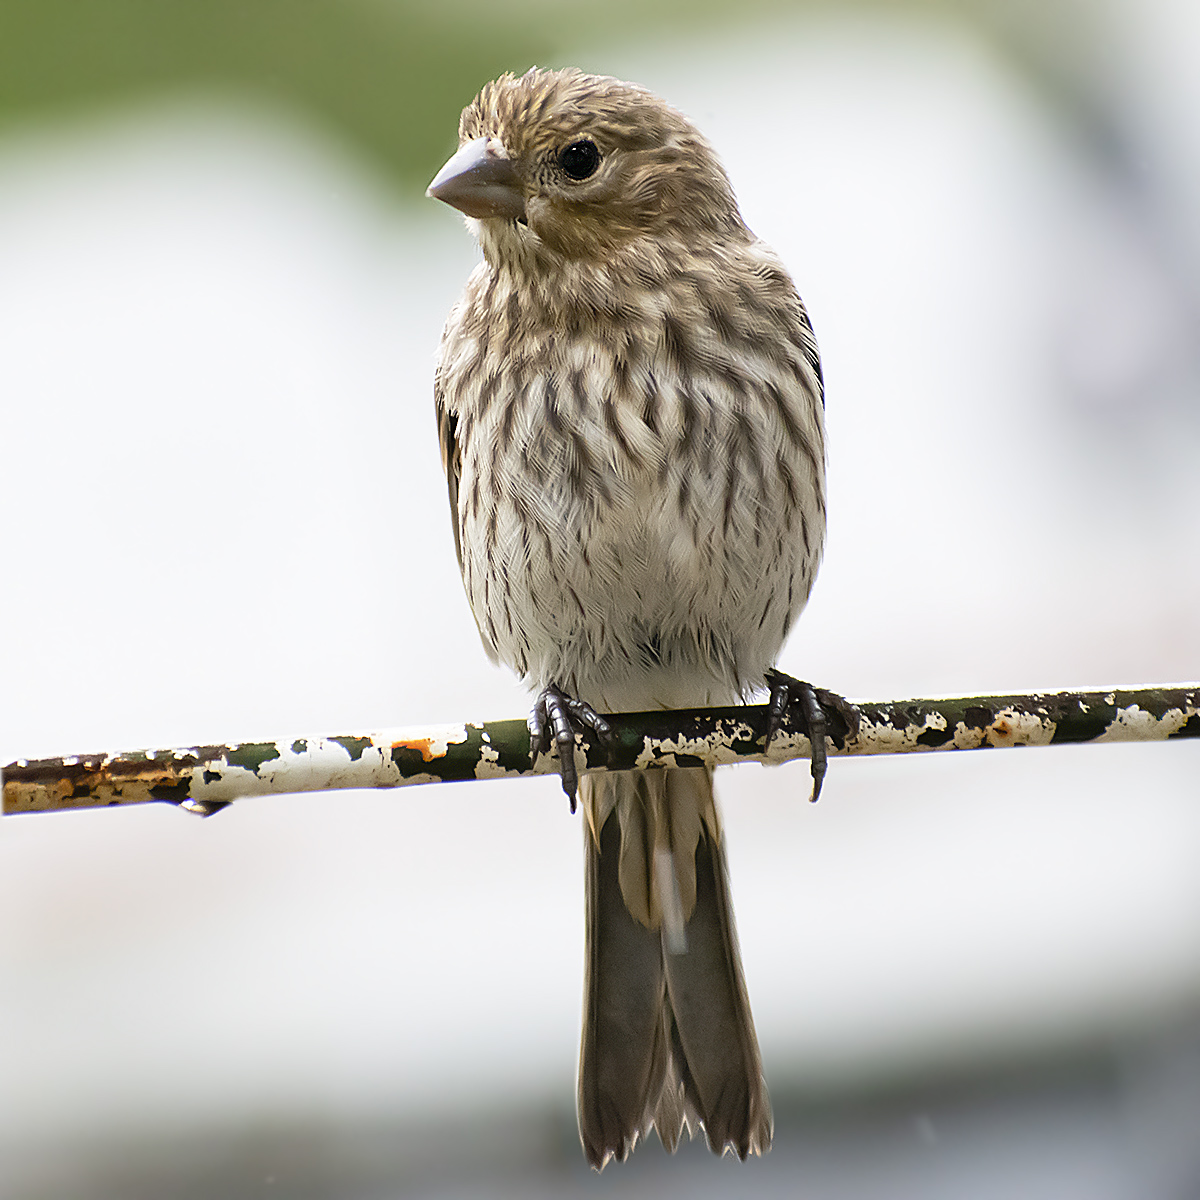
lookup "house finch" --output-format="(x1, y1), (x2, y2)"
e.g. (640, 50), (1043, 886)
(428, 68), (829, 1168)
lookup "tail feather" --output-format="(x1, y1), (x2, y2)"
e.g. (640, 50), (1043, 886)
(578, 767), (772, 1169)
(663, 827), (772, 1158)
(578, 805), (669, 1168)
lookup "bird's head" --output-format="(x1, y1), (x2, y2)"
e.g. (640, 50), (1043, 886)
(427, 68), (746, 264)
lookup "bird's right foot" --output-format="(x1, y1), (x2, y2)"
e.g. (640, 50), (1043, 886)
(528, 684), (612, 813)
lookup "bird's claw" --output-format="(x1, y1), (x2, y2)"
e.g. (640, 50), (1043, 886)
(528, 684), (613, 813)
(763, 669), (859, 804)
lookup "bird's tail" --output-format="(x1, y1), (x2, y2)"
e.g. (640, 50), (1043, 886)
(577, 765), (772, 1170)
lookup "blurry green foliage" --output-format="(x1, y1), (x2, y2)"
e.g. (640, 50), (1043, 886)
(0, 0), (807, 196)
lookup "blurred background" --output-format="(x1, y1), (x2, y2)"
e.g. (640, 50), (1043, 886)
(1, 0), (1199, 1196)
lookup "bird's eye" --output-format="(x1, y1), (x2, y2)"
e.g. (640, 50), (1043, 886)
(558, 139), (601, 181)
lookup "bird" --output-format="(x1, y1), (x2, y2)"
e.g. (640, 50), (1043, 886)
(427, 67), (831, 1169)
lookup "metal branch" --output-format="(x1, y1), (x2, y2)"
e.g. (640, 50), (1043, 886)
(3, 684), (1197, 817)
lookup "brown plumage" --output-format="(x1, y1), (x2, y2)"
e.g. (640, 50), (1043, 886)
(428, 68), (825, 1168)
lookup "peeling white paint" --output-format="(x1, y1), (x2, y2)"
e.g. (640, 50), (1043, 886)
(4, 686), (1197, 815)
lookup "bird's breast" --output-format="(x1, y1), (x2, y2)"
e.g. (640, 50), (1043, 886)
(440, 257), (826, 700)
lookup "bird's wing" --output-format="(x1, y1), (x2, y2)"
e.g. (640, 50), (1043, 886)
(434, 374), (464, 574)
(796, 302), (824, 405)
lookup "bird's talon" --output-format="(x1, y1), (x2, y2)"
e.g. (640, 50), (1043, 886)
(529, 683), (612, 812)
(763, 670), (857, 804)
(817, 687), (862, 740)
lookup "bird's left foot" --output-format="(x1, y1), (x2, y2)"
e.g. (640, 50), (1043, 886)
(763, 670), (860, 803)
(528, 684), (613, 813)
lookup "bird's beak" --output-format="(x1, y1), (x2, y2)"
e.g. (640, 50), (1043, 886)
(426, 137), (526, 221)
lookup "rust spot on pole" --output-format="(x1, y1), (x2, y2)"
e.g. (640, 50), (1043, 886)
(391, 738), (439, 763)
(2, 752), (196, 813)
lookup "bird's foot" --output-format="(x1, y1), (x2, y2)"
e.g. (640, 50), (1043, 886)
(763, 670), (860, 803)
(528, 684), (613, 813)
